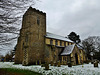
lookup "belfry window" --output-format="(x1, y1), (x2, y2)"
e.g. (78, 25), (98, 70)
(37, 17), (40, 25)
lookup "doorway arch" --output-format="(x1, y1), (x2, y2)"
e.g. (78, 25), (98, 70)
(75, 53), (78, 64)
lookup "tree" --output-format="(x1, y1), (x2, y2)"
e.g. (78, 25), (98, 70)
(93, 51), (100, 61)
(68, 32), (81, 44)
(82, 36), (100, 59)
(0, 0), (36, 50)
(4, 51), (13, 62)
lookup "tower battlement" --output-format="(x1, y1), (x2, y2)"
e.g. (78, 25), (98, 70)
(24, 7), (46, 16)
(15, 6), (46, 65)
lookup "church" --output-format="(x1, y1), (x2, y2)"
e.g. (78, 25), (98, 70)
(15, 7), (87, 66)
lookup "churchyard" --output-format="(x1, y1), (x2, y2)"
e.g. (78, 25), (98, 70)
(0, 61), (100, 75)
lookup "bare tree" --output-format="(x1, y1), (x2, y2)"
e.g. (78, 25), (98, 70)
(0, 0), (36, 50)
(82, 36), (100, 59)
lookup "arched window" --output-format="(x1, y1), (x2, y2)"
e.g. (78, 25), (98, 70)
(37, 17), (40, 25)
(60, 41), (62, 46)
(50, 39), (53, 45)
(55, 40), (58, 45)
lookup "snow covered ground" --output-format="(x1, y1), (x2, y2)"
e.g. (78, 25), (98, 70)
(0, 62), (100, 75)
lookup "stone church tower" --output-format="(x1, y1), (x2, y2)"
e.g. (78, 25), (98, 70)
(15, 7), (46, 65)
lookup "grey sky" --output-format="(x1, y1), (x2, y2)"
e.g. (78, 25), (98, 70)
(34, 0), (100, 39)
(1, 0), (100, 55)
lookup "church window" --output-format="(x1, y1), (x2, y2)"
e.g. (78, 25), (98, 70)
(55, 40), (58, 45)
(68, 42), (69, 45)
(51, 46), (53, 50)
(50, 39), (53, 45)
(37, 17), (40, 25)
(23, 42), (24, 48)
(60, 41), (62, 46)
(67, 56), (70, 62)
(64, 42), (66, 46)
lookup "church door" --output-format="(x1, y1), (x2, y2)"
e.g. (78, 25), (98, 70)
(75, 53), (78, 64)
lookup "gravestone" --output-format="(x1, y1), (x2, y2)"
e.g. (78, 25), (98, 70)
(44, 63), (49, 70)
(39, 60), (41, 65)
(82, 64), (84, 67)
(68, 62), (72, 67)
(63, 61), (66, 65)
(94, 61), (98, 67)
(61, 61), (63, 65)
(51, 61), (53, 66)
(35, 60), (37, 65)
(86, 60), (89, 64)
(41, 64), (45, 67)
(91, 60), (94, 64)
(57, 61), (61, 67)
(97, 60), (99, 63)
(54, 62), (57, 66)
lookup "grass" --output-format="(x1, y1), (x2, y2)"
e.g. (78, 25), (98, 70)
(0, 68), (42, 75)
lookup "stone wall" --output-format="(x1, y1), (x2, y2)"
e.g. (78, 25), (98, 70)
(15, 7), (86, 66)
(15, 7), (46, 65)
(71, 46), (81, 65)
(45, 45), (63, 63)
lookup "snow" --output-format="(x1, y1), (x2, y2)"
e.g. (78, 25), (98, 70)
(61, 44), (75, 55)
(0, 62), (100, 75)
(46, 32), (73, 42)
(12, 55), (15, 58)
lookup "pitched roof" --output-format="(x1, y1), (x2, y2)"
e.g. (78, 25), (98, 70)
(77, 44), (83, 50)
(76, 44), (86, 53)
(60, 44), (75, 55)
(12, 55), (15, 58)
(46, 32), (73, 42)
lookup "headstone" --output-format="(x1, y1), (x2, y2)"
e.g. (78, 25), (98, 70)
(68, 62), (72, 67)
(54, 62), (57, 66)
(63, 61), (66, 65)
(35, 60), (37, 65)
(82, 64), (84, 67)
(94, 61), (98, 67)
(91, 61), (94, 64)
(51, 61), (53, 66)
(61, 61), (63, 65)
(39, 60), (41, 65)
(45, 63), (49, 70)
(41, 64), (45, 67)
(57, 61), (61, 67)
(86, 60), (89, 64)
(97, 60), (99, 63)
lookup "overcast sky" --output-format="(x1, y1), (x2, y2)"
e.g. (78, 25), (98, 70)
(1, 0), (100, 55)
(34, 0), (100, 40)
